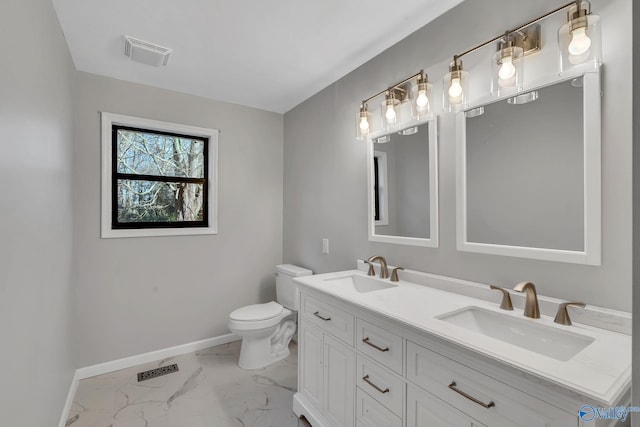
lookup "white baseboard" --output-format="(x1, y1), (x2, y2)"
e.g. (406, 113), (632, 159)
(58, 370), (80, 427)
(75, 333), (239, 380)
(58, 333), (240, 427)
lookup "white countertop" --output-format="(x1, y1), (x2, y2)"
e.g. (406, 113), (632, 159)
(294, 268), (631, 406)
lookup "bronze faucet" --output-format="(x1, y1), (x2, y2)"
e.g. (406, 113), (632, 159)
(554, 302), (586, 326)
(366, 256), (389, 279)
(489, 285), (513, 310)
(364, 260), (376, 276)
(513, 282), (540, 319)
(390, 267), (404, 282)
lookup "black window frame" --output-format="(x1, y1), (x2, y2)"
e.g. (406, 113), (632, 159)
(111, 124), (209, 230)
(373, 156), (380, 221)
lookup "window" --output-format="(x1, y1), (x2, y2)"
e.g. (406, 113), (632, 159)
(373, 151), (388, 226)
(101, 113), (218, 238)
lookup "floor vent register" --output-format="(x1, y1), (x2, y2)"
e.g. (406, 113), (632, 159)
(137, 364), (179, 382)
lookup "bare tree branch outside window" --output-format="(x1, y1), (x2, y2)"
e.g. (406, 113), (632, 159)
(112, 126), (208, 228)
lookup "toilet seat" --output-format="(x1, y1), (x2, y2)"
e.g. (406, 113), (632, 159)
(229, 301), (284, 322)
(228, 304), (292, 333)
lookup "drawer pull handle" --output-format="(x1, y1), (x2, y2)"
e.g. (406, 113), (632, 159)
(448, 381), (495, 409)
(362, 375), (389, 394)
(362, 337), (389, 352)
(313, 311), (331, 321)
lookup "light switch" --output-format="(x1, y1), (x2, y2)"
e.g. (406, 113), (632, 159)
(322, 238), (329, 254)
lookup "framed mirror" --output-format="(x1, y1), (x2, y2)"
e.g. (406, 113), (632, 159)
(367, 120), (439, 247)
(456, 70), (601, 265)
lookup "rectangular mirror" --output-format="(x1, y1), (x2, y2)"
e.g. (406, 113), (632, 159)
(368, 120), (439, 247)
(456, 71), (601, 265)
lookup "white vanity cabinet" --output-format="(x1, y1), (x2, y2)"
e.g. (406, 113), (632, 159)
(324, 333), (355, 426)
(406, 341), (576, 427)
(293, 288), (592, 427)
(299, 322), (324, 410)
(407, 384), (483, 427)
(297, 295), (355, 427)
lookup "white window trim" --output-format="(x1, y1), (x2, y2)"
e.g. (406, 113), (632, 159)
(101, 112), (219, 239)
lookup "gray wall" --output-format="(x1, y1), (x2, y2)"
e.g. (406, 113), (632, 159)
(466, 79), (584, 251)
(73, 72), (283, 367)
(283, 0), (632, 311)
(0, 0), (75, 424)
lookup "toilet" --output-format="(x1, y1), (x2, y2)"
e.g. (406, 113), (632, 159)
(228, 264), (312, 369)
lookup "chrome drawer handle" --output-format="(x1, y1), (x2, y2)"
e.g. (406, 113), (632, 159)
(362, 337), (389, 352)
(448, 381), (495, 409)
(313, 311), (331, 321)
(362, 375), (389, 394)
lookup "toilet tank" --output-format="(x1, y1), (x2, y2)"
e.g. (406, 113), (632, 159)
(276, 264), (312, 310)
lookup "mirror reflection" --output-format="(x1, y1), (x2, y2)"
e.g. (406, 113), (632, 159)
(466, 78), (584, 250)
(457, 71), (601, 265)
(368, 122), (438, 247)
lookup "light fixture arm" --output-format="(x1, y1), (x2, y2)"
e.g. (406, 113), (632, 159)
(361, 70), (426, 106)
(453, 1), (579, 61)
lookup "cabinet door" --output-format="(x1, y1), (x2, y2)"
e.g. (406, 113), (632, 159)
(407, 385), (476, 427)
(324, 334), (355, 427)
(300, 323), (324, 410)
(356, 387), (401, 427)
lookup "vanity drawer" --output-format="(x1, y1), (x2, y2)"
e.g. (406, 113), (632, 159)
(356, 318), (403, 374)
(356, 354), (403, 417)
(301, 294), (354, 345)
(407, 384), (480, 427)
(356, 387), (402, 427)
(406, 341), (576, 427)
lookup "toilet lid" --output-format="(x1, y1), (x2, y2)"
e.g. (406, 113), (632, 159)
(229, 301), (284, 321)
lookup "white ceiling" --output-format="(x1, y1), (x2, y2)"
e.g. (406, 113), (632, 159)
(52, 0), (463, 113)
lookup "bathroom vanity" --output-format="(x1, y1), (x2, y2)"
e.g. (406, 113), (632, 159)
(292, 262), (631, 427)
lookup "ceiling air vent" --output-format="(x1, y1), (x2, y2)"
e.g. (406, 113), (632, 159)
(124, 35), (172, 67)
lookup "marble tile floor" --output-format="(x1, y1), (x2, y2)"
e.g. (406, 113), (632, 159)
(66, 340), (311, 427)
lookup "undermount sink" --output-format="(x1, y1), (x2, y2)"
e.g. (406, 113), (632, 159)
(323, 274), (396, 293)
(437, 306), (594, 361)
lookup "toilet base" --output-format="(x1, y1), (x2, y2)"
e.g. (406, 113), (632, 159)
(238, 319), (296, 370)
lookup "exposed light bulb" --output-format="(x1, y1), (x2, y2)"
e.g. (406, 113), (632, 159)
(416, 90), (429, 109)
(359, 116), (369, 133)
(498, 56), (516, 80)
(448, 78), (463, 98)
(385, 103), (396, 123)
(568, 27), (591, 56)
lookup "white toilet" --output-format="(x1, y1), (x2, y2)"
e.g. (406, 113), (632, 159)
(228, 264), (312, 369)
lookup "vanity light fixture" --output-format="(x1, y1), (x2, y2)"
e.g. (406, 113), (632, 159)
(558, 0), (601, 73)
(413, 71), (432, 119)
(382, 86), (409, 132)
(443, 57), (467, 112)
(384, 91), (398, 126)
(356, 104), (371, 141)
(441, 1), (600, 110)
(355, 70), (431, 141)
(491, 31), (525, 95)
(443, 24), (540, 109)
